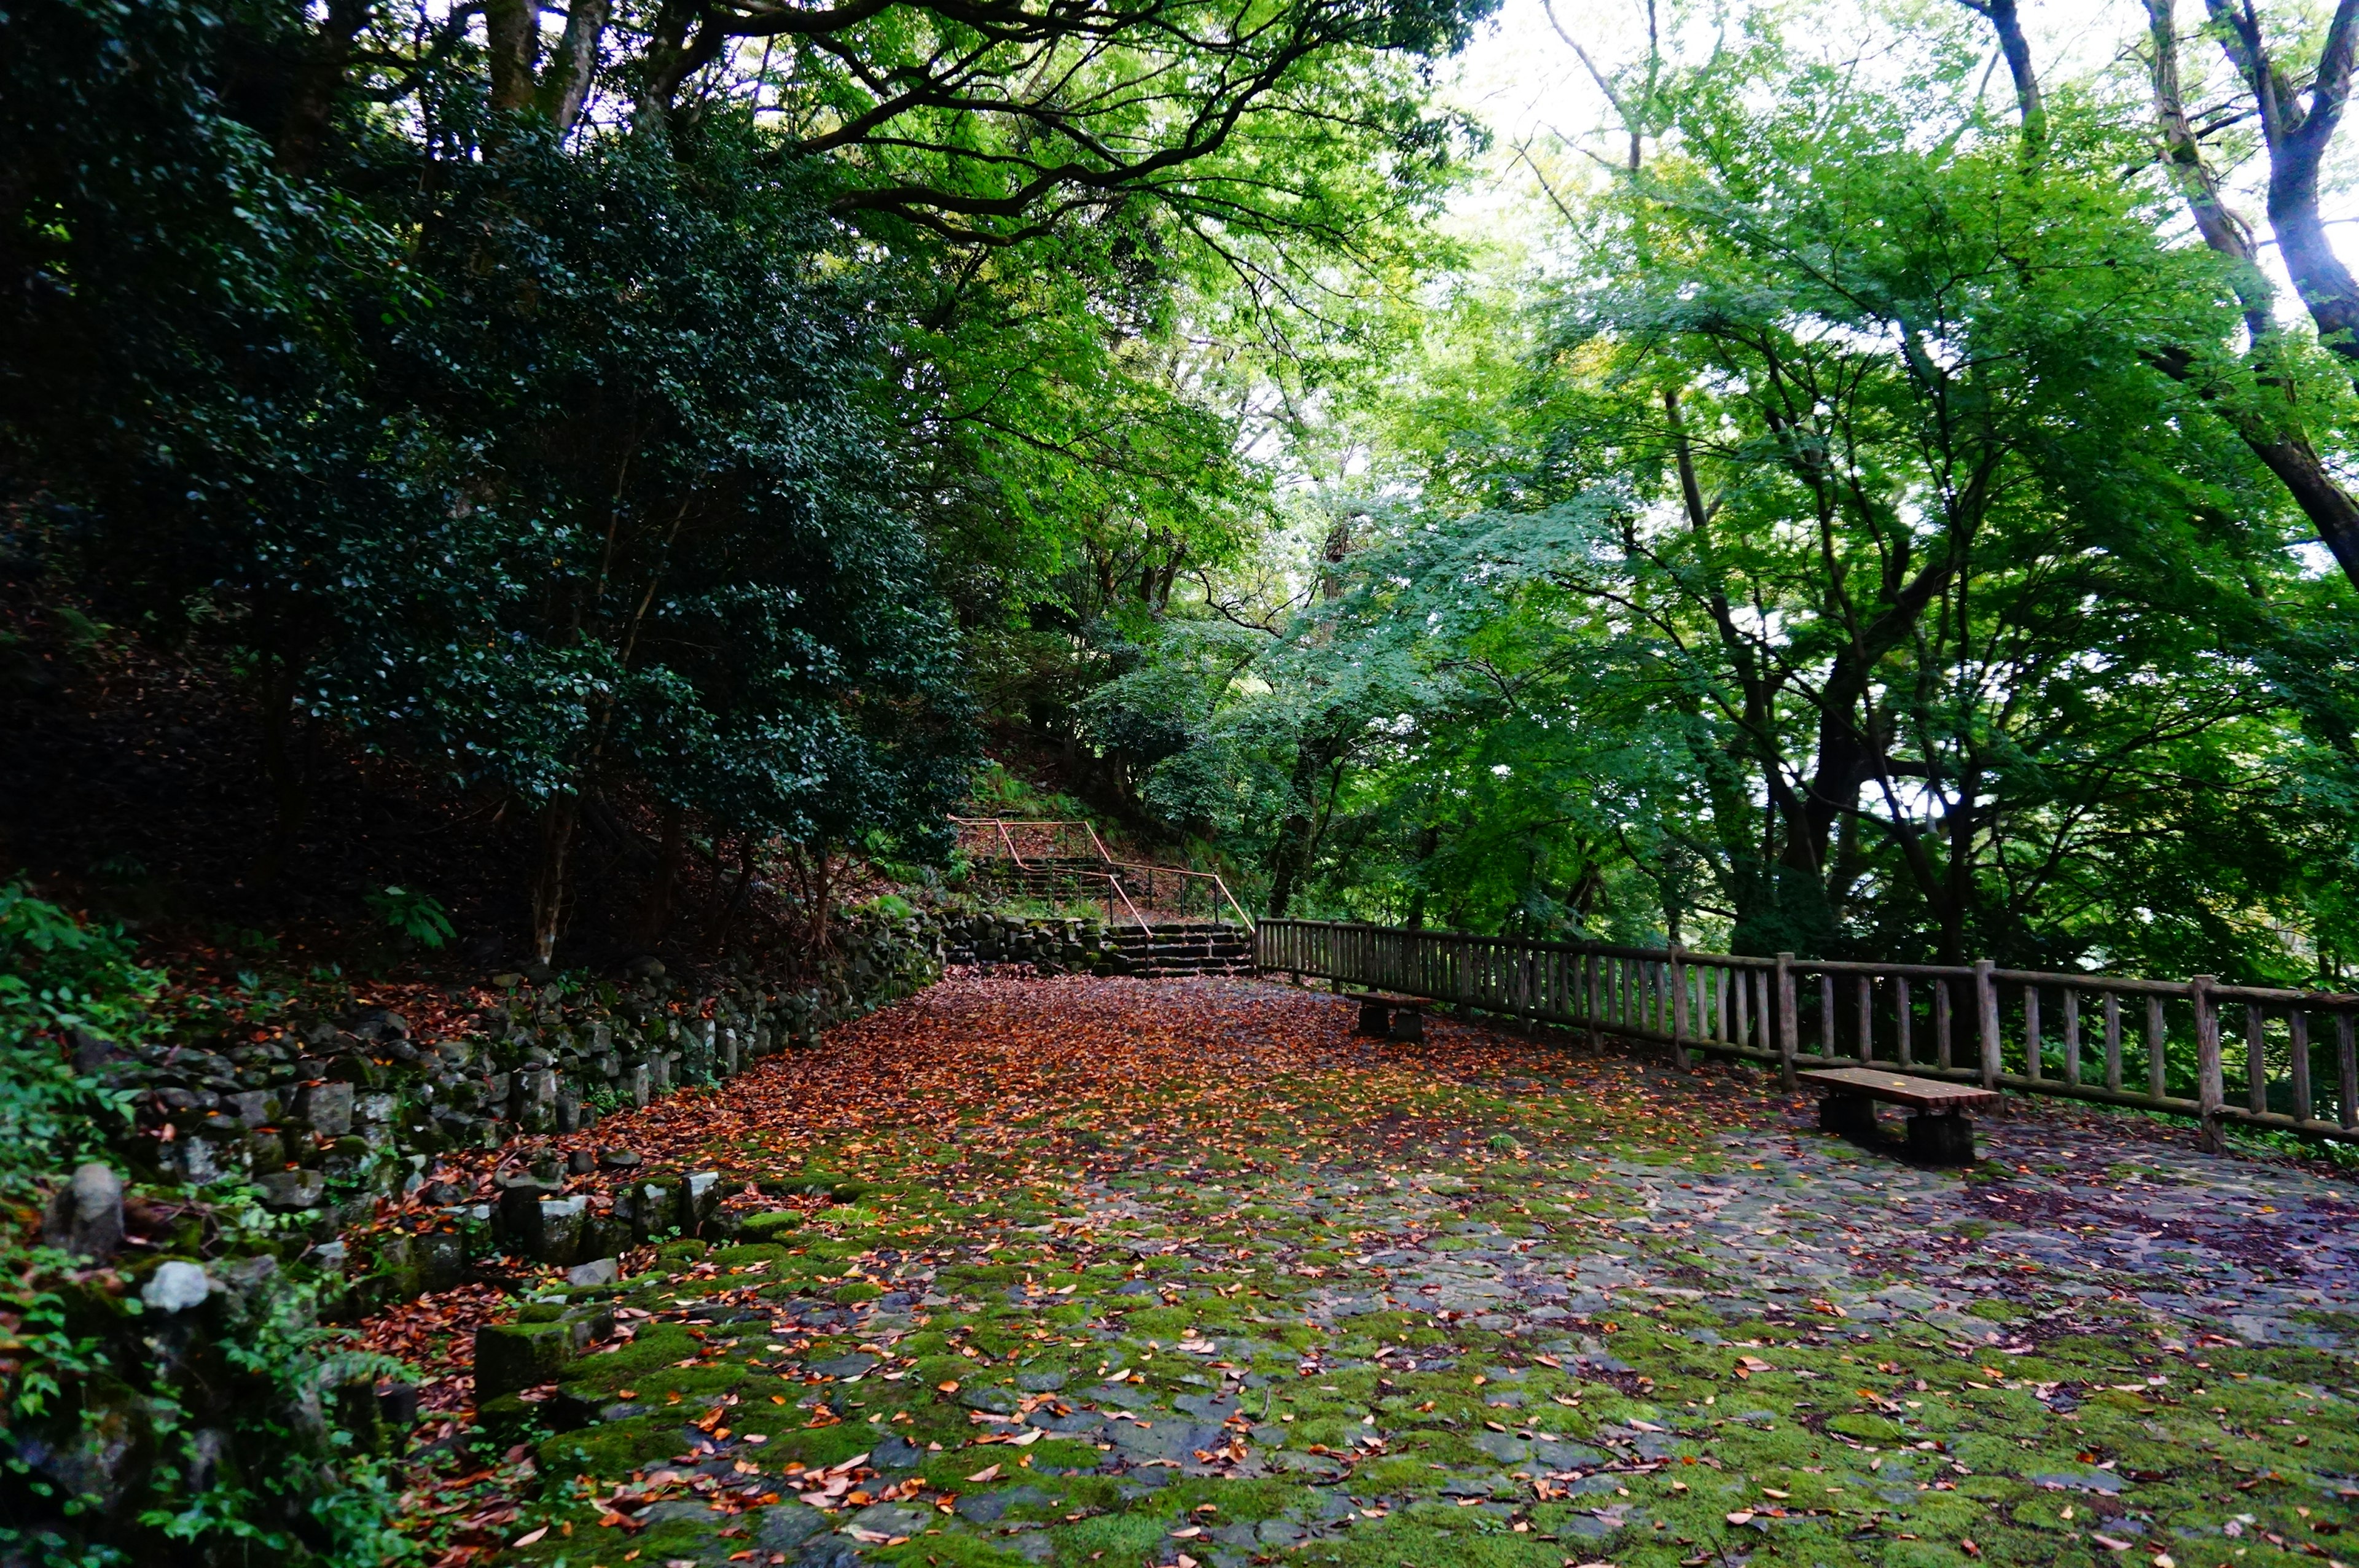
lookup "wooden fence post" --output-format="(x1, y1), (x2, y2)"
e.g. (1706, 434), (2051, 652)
(1896, 976), (1912, 1066)
(1775, 953), (1798, 1091)
(1670, 948), (1691, 1069)
(2339, 1012), (2358, 1131)
(1974, 959), (2000, 1091)
(2194, 976), (2224, 1152)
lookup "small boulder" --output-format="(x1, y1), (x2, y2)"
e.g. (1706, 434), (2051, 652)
(565, 1257), (619, 1289)
(44, 1163), (125, 1260)
(47, 1160), (127, 1263)
(141, 1260), (213, 1313)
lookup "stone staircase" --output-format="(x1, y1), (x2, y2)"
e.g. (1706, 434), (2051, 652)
(942, 913), (1256, 977)
(1104, 920), (1255, 977)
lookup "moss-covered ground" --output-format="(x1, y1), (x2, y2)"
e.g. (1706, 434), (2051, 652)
(419, 975), (2359, 1568)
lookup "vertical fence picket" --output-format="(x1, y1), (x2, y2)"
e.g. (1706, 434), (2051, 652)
(2247, 1005), (2268, 1117)
(2064, 989), (2081, 1085)
(2194, 977), (2224, 1152)
(2290, 1008), (2312, 1125)
(2025, 985), (2043, 1083)
(1670, 950), (1691, 1069)
(1936, 978), (1952, 1069)
(1819, 973), (1836, 1059)
(1776, 953), (1798, 1090)
(1976, 960), (2001, 1090)
(1856, 975), (1874, 1065)
(1897, 977), (1913, 1066)
(2104, 993), (2122, 1092)
(2340, 1014), (2358, 1131)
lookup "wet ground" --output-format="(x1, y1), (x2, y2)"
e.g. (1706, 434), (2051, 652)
(444, 974), (2359, 1568)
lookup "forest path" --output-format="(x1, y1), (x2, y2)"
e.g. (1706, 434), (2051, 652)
(413, 975), (2359, 1568)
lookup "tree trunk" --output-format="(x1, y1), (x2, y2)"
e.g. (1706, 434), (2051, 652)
(274, 0), (370, 176)
(483, 0), (541, 112)
(535, 0), (612, 132)
(530, 796), (579, 965)
(711, 833), (759, 955)
(1955, 0), (2046, 152)
(255, 656), (310, 881)
(1404, 821), (1440, 929)
(1264, 749), (1324, 918)
(640, 803), (685, 948)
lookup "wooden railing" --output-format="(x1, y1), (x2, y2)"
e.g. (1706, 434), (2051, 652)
(1256, 920), (2359, 1149)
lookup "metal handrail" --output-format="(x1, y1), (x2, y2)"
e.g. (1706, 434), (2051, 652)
(952, 817), (1255, 932)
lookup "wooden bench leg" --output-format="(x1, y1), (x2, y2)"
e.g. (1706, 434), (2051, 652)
(1817, 1093), (1878, 1142)
(1906, 1111), (1976, 1166)
(1356, 1000), (1391, 1037)
(1389, 1008), (1424, 1043)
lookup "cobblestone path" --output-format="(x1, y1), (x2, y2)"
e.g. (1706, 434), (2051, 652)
(454, 975), (2359, 1568)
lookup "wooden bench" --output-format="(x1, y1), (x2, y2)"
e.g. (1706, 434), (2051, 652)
(1797, 1067), (1998, 1165)
(1342, 990), (1426, 1042)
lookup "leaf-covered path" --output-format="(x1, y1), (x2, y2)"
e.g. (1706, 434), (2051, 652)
(398, 975), (2359, 1568)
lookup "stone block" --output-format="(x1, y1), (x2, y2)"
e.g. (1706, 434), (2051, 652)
(582, 1212), (630, 1262)
(418, 1229), (467, 1292)
(532, 1196), (586, 1265)
(739, 1209), (804, 1241)
(474, 1320), (574, 1399)
(224, 1089), (283, 1129)
(163, 1134), (224, 1185)
(515, 1069), (558, 1134)
(630, 1180), (674, 1243)
(256, 1169), (326, 1212)
(679, 1171), (723, 1236)
(294, 1081), (354, 1137)
(496, 1176), (559, 1252)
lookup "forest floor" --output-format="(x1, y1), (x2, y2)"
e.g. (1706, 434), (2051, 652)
(389, 975), (2359, 1568)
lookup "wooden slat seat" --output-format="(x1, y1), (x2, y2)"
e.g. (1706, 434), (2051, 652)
(1798, 1067), (1995, 1164)
(1341, 990), (1425, 1042)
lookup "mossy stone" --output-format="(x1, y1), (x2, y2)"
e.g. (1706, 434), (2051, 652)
(740, 1210), (805, 1240)
(475, 1320), (574, 1399)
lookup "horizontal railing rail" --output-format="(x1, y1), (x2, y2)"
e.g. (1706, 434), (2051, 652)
(1255, 919), (2359, 1149)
